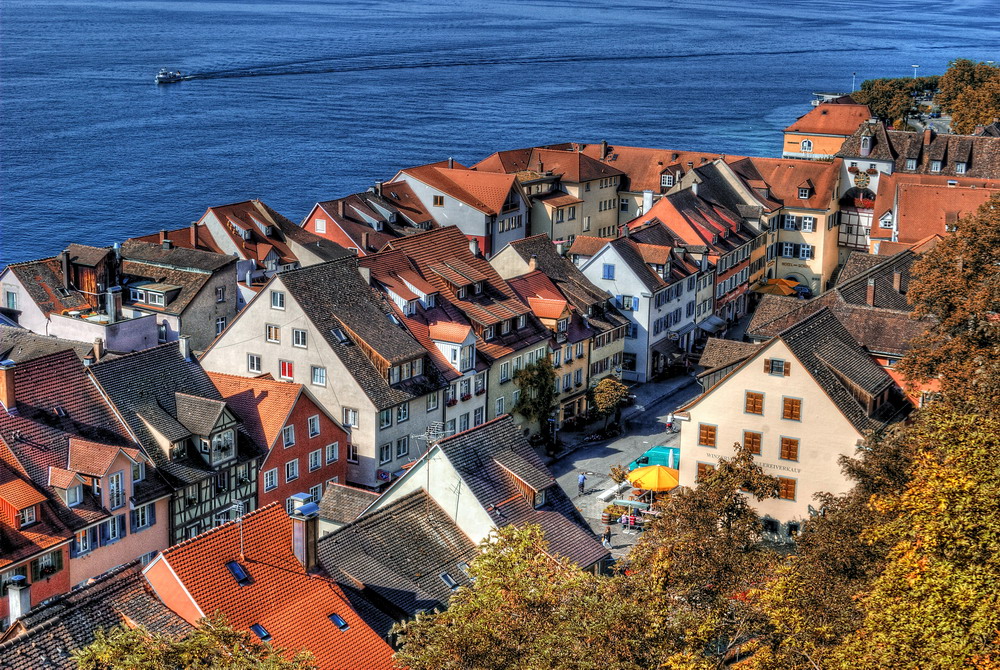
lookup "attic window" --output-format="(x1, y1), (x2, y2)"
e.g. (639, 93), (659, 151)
(956, 162), (967, 174)
(53, 406), (66, 417)
(55, 287), (70, 298)
(250, 624), (271, 641)
(331, 328), (349, 344)
(457, 562), (472, 579)
(440, 572), (460, 591)
(225, 561), (253, 586)
(387, 313), (402, 326)
(798, 188), (810, 199)
(474, 282), (483, 295)
(329, 613), (350, 631)
(534, 488), (547, 508)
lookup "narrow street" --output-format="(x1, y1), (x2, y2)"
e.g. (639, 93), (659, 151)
(549, 377), (702, 560)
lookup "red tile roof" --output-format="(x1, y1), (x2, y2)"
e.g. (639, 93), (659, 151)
(427, 321), (472, 344)
(567, 236), (612, 258)
(66, 438), (141, 477)
(202, 200), (297, 267)
(152, 503), (396, 669)
(784, 103), (873, 136)
(206, 372), (301, 450)
(893, 182), (1000, 244)
(399, 162), (519, 215)
(474, 147), (624, 183)
(744, 157), (840, 210)
(508, 272), (570, 320)
(577, 143), (736, 192)
(0, 465), (48, 510)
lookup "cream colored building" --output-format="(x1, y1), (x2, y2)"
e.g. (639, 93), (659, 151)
(676, 309), (902, 538)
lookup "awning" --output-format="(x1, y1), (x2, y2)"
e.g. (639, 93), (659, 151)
(697, 314), (726, 333)
(673, 322), (697, 337)
(650, 337), (681, 361)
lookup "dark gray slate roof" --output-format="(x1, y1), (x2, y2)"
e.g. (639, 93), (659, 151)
(0, 326), (94, 363)
(838, 251), (887, 284)
(835, 250), (915, 311)
(779, 308), (896, 433)
(174, 392), (226, 436)
(437, 416), (608, 569)
(493, 450), (554, 492)
(91, 342), (264, 486)
(608, 237), (666, 293)
(0, 562), (191, 669)
(318, 482), (381, 525)
(120, 239), (236, 273)
(317, 489), (478, 635)
(279, 258), (444, 410)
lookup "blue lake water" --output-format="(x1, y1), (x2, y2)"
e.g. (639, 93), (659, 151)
(1, 0), (997, 266)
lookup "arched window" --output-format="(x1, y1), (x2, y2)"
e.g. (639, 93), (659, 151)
(800, 139), (813, 153)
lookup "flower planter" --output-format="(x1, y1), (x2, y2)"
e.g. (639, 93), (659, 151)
(847, 166), (859, 174)
(446, 399), (458, 407)
(461, 394), (472, 402)
(475, 389), (486, 396)
(866, 168), (878, 175)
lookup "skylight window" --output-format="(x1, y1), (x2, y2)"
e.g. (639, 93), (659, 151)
(225, 560), (253, 586)
(329, 613), (350, 631)
(331, 328), (349, 343)
(440, 572), (460, 590)
(250, 624), (271, 641)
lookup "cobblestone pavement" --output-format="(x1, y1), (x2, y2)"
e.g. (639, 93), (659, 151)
(549, 376), (701, 562)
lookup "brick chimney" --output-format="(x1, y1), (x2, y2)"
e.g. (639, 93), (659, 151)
(93, 338), (105, 363)
(600, 140), (609, 160)
(374, 181), (383, 198)
(189, 221), (198, 248)
(923, 127), (934, 146)
(159, 230), (168, 244)
(893, 269), (902, 293)
(337, 199), (345, 218)
(528, 254), (538, 273)
(361, 231), (370, 251)
(866, 278), (876, 306)
(0, 360), (16, 411)
(7, 575), (30, 622)
(61, 250), (71, 291)
(289, 493), (319, 572)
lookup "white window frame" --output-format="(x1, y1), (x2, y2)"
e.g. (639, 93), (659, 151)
(285, 459), (299, 483)
(309, 449), (322, 472)
(266, 324), (280, 343)
(379, 443), (392, 465)
(315, 218), (327, 233)
(326, 442), (339, 464)
(396, 436), (409, 458)
(308, 415), (320, 437)
(309, 484), (322, 503)
(426, 392), (439, 412)
(495, 396), (505, 416)
(283, 425), (295, 448)
(292, 329), (307, 348)
(397, 402), (409, 423)
(347, 443), (359, 463)
(248, 353), (262, 374)
(263, 468), (278, 491)
(67, 484), (82, 507)
(311, 366), (326, 386)
(801, 216), (815, 232)
(343, 408), (358, 427)
(379, 409), (392, 429)
(18, 506), (36, 527)
(271, 291), (285, 310)
(781, 243), (795, 258)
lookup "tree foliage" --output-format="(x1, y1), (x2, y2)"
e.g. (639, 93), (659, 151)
(392, 525), (657, 670)
(73, 614), (316, 670)
(590, 376), (629, 428)
(853, 75), (938, 123)
(512, 355), (558, 445)
(897, 192), (1000, 412)
(934, 59), (1000, 134)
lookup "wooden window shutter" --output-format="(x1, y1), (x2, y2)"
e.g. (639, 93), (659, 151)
(783, 363), (791, 376)
(763, 358), (771, 373)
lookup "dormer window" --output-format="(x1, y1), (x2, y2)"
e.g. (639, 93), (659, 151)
(17, 505), (36, 528)
(501, 319), (511, 335)
(460, 345), (474, 372)
(930, 160), (942, 173)
(67, 484), (82, 507)
(557, 318), (568, 332)
(132, 461), (145, 483)
(413, 358), (423, 376)
(906, 158), (917, 170)
(483, 326), (494, 340)
(146, 292), (165, 307)
(517, 314), (526, 329)
(404, 300), (417, 316)
(798, 188), (810, 199)
(129, 288), (145, 302)
(474, 282), (483, 295)
(211, 429), (235, 464)
(533, 488), (547, 508)
(956, 162), (967, 174)
(660, 173), (674, 188)
(423, 293), (436, 309)
(457, 286), (467, 299)
(800, 139), (813, 153)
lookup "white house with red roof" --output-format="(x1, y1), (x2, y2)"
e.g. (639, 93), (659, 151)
(393, 159), (530, 258)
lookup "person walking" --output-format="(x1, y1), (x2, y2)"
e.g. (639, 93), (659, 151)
(577, 472), (587, 496)
(601, 526), (613, 549)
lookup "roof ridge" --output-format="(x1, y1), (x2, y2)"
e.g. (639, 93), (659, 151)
(437, 413), (510, 445)
(90, 341), (180, 368)
(775, 305), (835, 339)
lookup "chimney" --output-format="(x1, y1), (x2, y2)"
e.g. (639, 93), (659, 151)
(361, 231), (370, 251)
(159, 230), (168, 244)
(189, 221), (198, 248)
(537, 160), (544, 173)
(61, 250), (71, 291)
(338, 200), (345, 218)
(555, 240), (565, 256)
(866, 278), (876, 306)
(923, 128), (933, 146)
(374, 181), (383, 198)
(178, 335), (192, 361)
(105, 287), (122, 325)
(161, 239), (173, 250)
(469, 238), (480, 257)
(600, 140), (609, 160)
(448, 157), (455, 169)
(289, 493), (319, 572)
(893, 269), (902, 293)
(528, 254), (538, 273)
(93, 338), (105, 363)
(691, 180), (699, 197)
(0, 360), (15, 411)
(642, 190), (654, 213)
(7, 575), (30, 622)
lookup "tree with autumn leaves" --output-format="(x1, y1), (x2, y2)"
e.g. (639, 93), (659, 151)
(937, 58), (1000, 134)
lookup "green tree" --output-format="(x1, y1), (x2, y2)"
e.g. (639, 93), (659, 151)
(896, 192), (1000, 413)
(627, 442), (779, 667)
(73, 614), (316, 669)
(392, 525), (657, 670)
(512, 355), (558, 448)
(590, 376), (629, 429)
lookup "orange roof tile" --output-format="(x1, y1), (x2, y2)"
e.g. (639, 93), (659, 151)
(154, 503), (395, 669)
(400, 162), (519, 215)
(784, 103), (873, 136)
(745, 157), (840, 210)
(67, 438), (142, 477)
(428, 321), (472, 344)
(526, 297), (568, 320)
(578, 144), (735, 192)
(894, 182), (1000, 244)
(567, 236), (612, 257)
(0, 466), (48, 510)
(207, 372), (301, 450)
(47, 466), (84, 489)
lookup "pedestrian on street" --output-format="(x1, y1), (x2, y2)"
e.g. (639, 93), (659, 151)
(577, 472), (587, 496)
(601, 526), (612, 549)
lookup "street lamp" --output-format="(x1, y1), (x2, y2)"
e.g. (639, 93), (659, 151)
(911, 64), (919, 80)
(852, 72), (857, 92)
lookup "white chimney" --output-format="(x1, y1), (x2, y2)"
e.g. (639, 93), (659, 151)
(178, 335), (192, 361)
(289, 493), (319, 572)
(642, 190), (654, 213)
(469, 238), (480, 257)
(7, 574), (30, 621)
(0, 360), (15, 412)
(528, 255), (538, 273)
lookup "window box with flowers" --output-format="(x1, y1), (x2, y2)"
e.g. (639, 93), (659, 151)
(866, 168), (878, 175)
(461, 393), (472, 402)
(847, 166), (859, 174)
(40, 565), (58, 577)
(446, 398), (458, 407)
(475, 388), (486, 396)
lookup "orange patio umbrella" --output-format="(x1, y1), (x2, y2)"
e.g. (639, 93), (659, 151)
(627, 465), (680, 492)
(754, 278), (799, 296)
